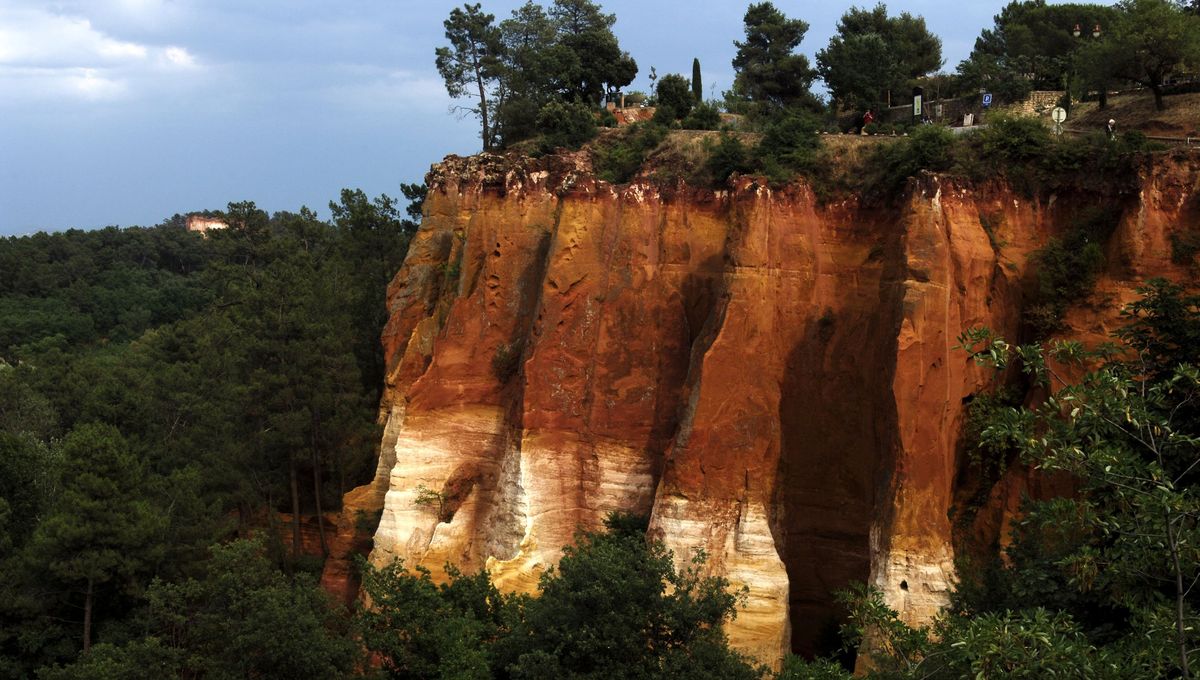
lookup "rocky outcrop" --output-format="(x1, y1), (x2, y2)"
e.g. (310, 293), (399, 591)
(354, 145), (1200, 666)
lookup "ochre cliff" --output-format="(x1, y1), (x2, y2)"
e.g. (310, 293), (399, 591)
(334, 145), (1199, 665)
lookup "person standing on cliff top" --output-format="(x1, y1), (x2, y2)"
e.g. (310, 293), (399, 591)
(861, 108), (875, 134)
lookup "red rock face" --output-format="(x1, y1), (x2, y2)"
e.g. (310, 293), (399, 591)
(342, 148), (1200, 666)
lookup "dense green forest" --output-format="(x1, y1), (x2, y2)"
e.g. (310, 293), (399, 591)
(0, 187), (420, 677)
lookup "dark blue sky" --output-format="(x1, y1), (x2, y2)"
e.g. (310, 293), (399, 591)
(0, 0), (1102, 235)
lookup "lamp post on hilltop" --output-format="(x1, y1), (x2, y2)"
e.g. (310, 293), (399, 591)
(1070, 22), (1106, 110)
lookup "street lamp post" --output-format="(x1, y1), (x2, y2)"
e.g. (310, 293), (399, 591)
(1072, 22), (1106, 109)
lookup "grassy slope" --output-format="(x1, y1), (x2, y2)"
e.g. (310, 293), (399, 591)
(1071, 91), (1200, 137)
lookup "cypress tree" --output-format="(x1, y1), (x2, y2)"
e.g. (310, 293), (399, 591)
(691, 57), (703, 101)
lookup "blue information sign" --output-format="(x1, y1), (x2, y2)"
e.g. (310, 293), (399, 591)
(982, 93), (993, 108)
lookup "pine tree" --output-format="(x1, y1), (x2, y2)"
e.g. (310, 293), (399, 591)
(31, 423), (165, 651)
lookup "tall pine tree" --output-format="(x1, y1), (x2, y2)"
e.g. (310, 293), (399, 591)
(31, 424), (164, 651)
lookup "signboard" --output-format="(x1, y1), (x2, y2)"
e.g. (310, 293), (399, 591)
(982, 93), (993, 108)
(1051, 106), (1067, 137)
(913, 94), (923, 117)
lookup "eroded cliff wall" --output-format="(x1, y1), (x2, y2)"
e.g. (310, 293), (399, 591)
(342, 148), (1200, 665)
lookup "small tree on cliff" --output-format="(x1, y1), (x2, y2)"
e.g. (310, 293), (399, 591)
(549, 0), (638, 105)
(436, 3), (505, 150)
(816, 5), (943, 111)
(729, 2), (818, 114)
(655, 73), (695, 121)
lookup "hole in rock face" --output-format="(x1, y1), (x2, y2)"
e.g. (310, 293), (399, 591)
(900, 580), (909, 591)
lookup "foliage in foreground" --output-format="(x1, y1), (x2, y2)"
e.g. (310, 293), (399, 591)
(36, 539), (359, 680)
(358, 513), (762, 680)
(785, 280), (1200, 679)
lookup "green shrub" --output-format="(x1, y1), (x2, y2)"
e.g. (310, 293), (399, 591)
(497, 97), (542, 148)
(756, 111), (822, 182)
(947, 114), (1156, 197)
(536, 100), (598, 151)
(650, 105), (674, 127)
(963, 387), (1021, 480)
(867, 124), (955, 195)
(706, 132), (754, 184)
(974, 113), (1051, 172)
(979, 212), (1007, 252)
(777, 656), (852, 679)
(1025, 208), (1117, 337)
(597, 107), (618, 128)
(682, 102), (721, 130)
(958, 114), (1055, 192)
(592, 122), (668, 184)
(977, 114), (1053, 164)
(356, 513), (760, 680)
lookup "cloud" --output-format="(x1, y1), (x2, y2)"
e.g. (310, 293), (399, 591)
(67, 68), (128, 99)
(162, 46), (195, 68)
(0, 6), (148, 66)
(0, 3), (200, 103)
(52, 0), (188, 32)
(0, 65), (127, 101)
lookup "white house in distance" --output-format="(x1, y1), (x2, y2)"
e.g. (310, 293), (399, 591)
(185, 214), (228, 234)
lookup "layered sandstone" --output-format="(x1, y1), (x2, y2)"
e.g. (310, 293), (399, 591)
(347, 143), (1200, 666)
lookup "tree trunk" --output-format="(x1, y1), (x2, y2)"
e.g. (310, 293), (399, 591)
(1152, 83), (1166, 111)
(289, 459), (302, 558)
(312, 449), (329, 557)
(491, 83), (508, 150)
(83, 576), (94, 652)
(472, 50), (490, 151)
(237, 500), (250, 538)
(336, 448), (346, 502)
(1167, 513), (1192, 678)
(1098, 87), (1107, 110)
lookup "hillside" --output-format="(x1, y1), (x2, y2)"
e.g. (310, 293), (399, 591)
(1071, 91), (1200, 138)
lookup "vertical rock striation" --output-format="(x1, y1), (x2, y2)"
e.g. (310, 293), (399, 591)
(340, 147), (1200, 666)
